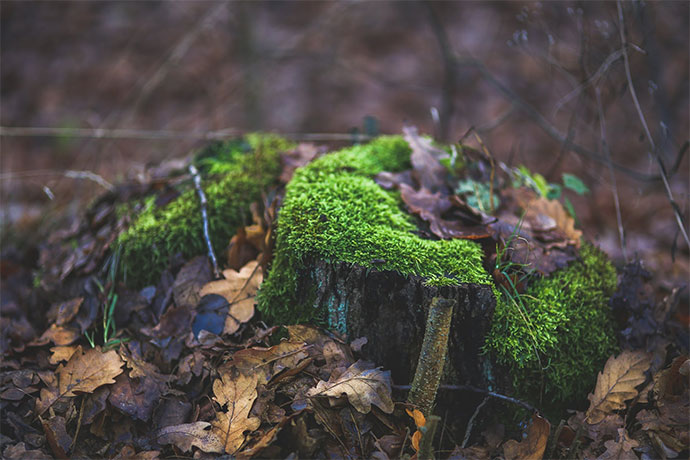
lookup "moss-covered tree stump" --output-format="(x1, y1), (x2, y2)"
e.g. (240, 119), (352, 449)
(257, 135), (618, 418)
(116, 133), (618, 419)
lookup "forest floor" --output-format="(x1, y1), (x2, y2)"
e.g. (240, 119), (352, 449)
(1, 129), (688, 459)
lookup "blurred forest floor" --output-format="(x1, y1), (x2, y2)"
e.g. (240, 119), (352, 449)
(1, 1), (688, 288)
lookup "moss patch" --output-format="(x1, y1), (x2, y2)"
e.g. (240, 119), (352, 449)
(117, 133), (294, 287)
(257, 135), (491, 326)
(485, 243), (618, 409)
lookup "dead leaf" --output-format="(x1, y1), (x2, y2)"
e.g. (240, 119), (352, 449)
(108, 372), (161, 422)
(2, 443), (52, 459)
(30, 324), (81, 347)
(596, 428), (640, 460)
(49, 346), (79, 365)
(199, 260), (262, 334)
(156, 421), (221, 453)
(228, 340), (309, 384)
(502, 413), (550, 460)
(46, 297), (83, 326)
(280, 143), (325, 184)
(210, 368), (261, 454)
(40, 415), (71, 459)
(447, 445), (491, 460)
(400, 184), (490, 239)
(403, 126), (448, 193)
(227, 226), (261, 270)
(586, 351), (651, 424)
(307, 360), (394, 414)
(172, 256), (212, 309)
(36, 346), (124, 415)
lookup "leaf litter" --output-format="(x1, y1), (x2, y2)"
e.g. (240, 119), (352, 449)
(1, 129), (687, 459)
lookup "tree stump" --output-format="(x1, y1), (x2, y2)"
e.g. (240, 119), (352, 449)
(296, 258), (496, 393)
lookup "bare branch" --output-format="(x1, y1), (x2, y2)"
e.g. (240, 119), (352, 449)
(617, 0), (689, 248)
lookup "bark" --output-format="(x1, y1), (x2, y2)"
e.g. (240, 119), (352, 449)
(295, 258), (496, 392)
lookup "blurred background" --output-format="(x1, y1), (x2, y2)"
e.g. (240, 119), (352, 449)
(1, 1), (688, 285)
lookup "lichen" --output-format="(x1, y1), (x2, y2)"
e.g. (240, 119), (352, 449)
(257, 135), (492, 326)
(117, 133), (294, 287)
(485, 243), (619, 408)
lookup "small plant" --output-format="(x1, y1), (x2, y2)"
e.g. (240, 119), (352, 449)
(85, 247), (129, 350)
(512, 166), (590, 220)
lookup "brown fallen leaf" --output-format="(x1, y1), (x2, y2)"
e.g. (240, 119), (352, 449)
(49, 346), (79, 365)
(172, 256), (212, 309)
(307, 360), (394, 414)
(29, 324), (81, 347)
(2, 442), (52, 460)
(228, 340), (310, 385)
(199, 260), (263, 335)
(156, 421), (221, 453)
(447, 445), (491, 460)
(280, 143), (325, 184)
(36, 346), (124, 415)
(211, 368), (261, 454)
(586, 351), (651, 424)
(108, 372), (161, 422)
(46, 297), (83, 326)
(400, 184), (490, 240)
(596, 428), (640, 460)
(40, 415), (71, 459)
(403, 125), (449, 193)
(227, 225), (262, 270)
(502, 413), (550, 460)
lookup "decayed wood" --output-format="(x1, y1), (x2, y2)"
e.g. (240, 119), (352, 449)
(295, 259), (496, 394)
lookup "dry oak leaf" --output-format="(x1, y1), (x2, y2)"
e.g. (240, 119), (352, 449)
(307, 360), (394, 414)
(199, 260), (263, 335)
(596, 428), (640, 460)
(156, 421), (221, 453)
(586, 351), (651, 424)
(36, 346), (124, 415)
(502, 413), (550, 460)
(524, 196), (582, 246)
(227, 340), (310, 385)
(210, 368), (261, 454)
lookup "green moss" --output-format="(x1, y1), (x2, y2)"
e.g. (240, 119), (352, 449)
(257, 135), (491, 326)
(485, 243), (618, 409)
(117, 133), (294, 287)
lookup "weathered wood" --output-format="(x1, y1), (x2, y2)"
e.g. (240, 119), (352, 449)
(296, 259), (496, 391)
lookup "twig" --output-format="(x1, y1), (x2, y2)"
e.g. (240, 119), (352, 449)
(0, 168), (113, 191)
(0, 126), (371, 143)
(395, 383), (539, 414)
(452, 55), (662, 183)
(595, 86), (628, 262)
(425, 1), (457, 142)
(408, 296), (456, 417)
(188, 164), (220, 278)
(616, 0), (689, 248)
(462, 396), (488, 448)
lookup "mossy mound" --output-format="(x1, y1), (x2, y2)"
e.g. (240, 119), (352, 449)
(117, 133), (294, 287)
(485, 243), (619, 409)
(256, 136), (492, 326)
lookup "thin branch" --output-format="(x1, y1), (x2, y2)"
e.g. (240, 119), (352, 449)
(462, 396), (488, 448)
(0, 126), (372, 143)
(394, 383), (539, 414)
(595, 86), (628, 261)
(452, 55), (662, 183)
(616, 0), (689, 248)
(425, 1), (458, 142)
(189, 164), (220, 279)
(0, 168), (113, 191)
